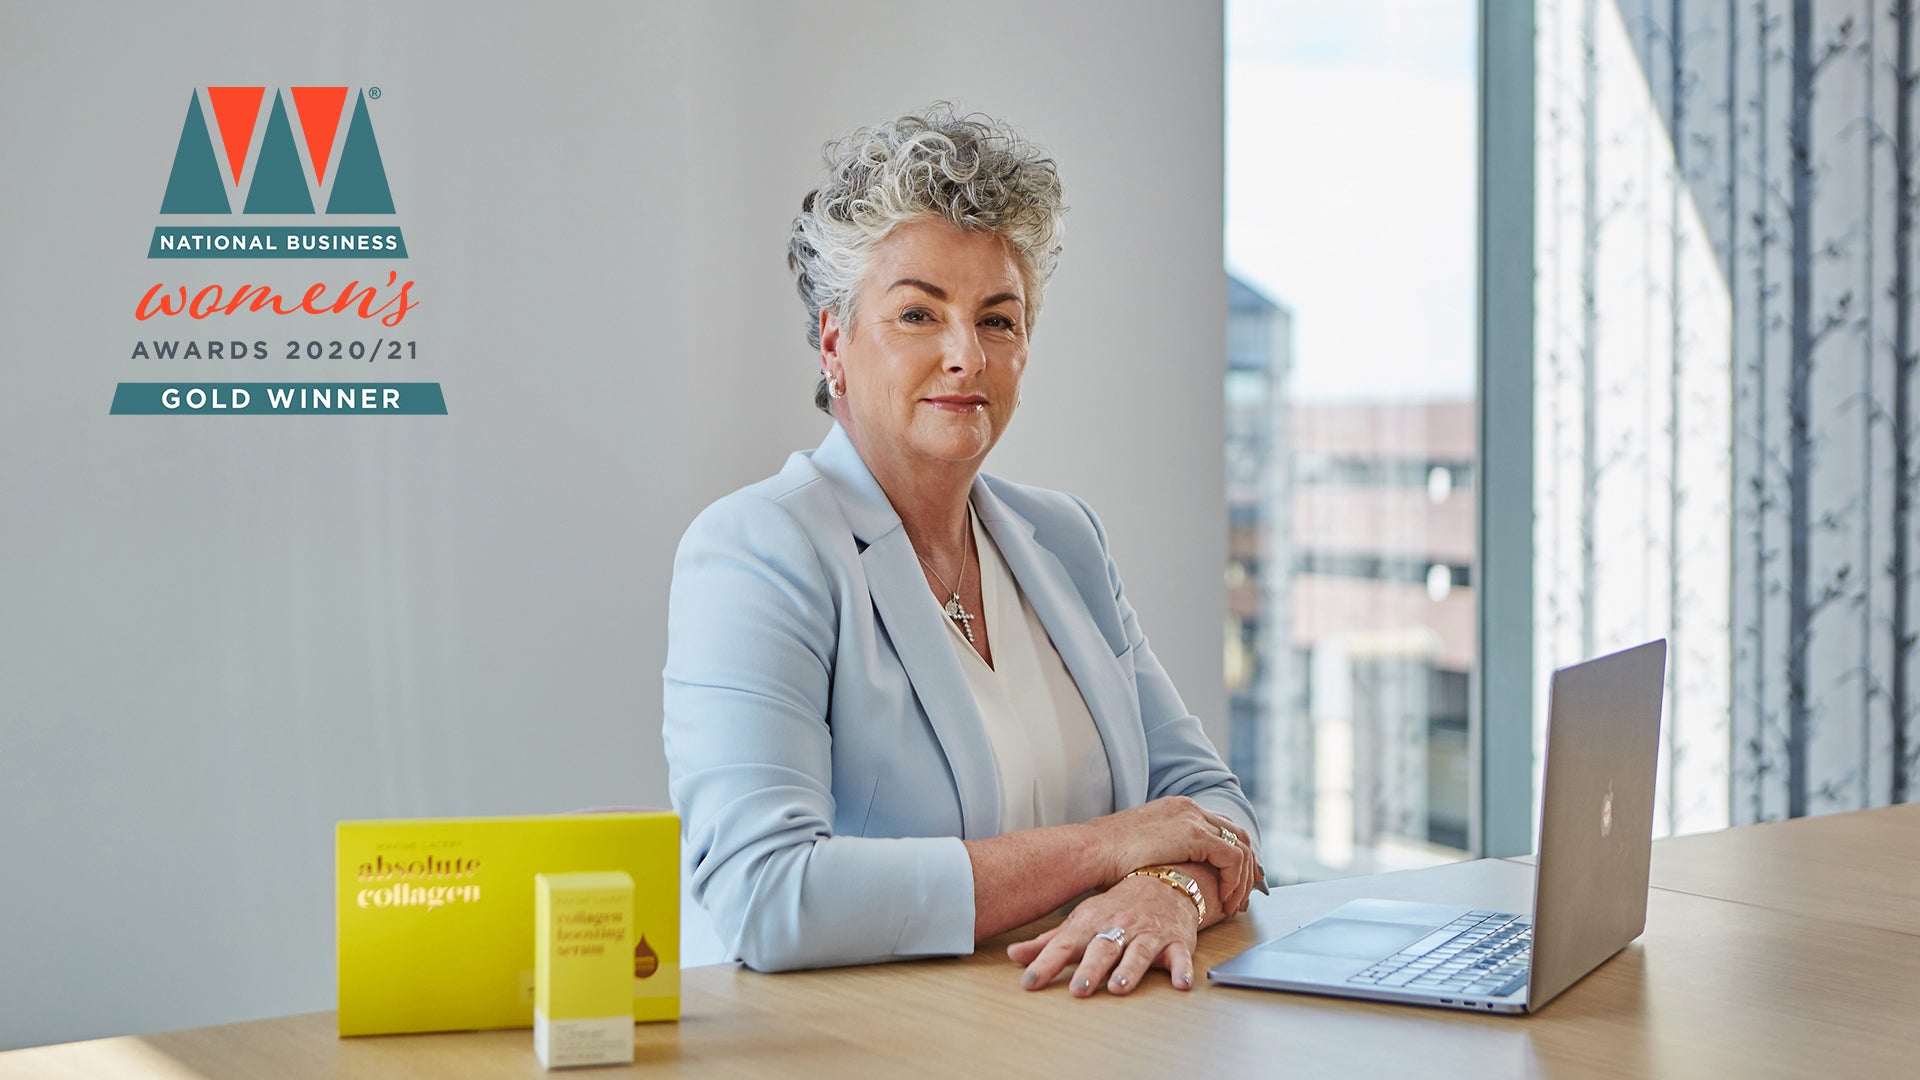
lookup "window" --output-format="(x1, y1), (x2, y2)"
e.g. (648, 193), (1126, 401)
(1227, 0), (1479, 879)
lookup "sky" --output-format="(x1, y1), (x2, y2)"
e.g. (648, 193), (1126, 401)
(1227, 0), (1478, 402)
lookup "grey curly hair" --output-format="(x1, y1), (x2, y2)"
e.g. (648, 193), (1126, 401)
(788, 103), (1067, 413)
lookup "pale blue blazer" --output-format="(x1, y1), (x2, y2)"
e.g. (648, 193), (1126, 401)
(663, 424), (1260, 972)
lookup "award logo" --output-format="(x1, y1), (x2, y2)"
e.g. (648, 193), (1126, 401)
(113, 85), (443, 416)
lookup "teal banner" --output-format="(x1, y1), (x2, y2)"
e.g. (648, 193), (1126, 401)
(110, 383), (446, 415)
(147, 226), (408, 258)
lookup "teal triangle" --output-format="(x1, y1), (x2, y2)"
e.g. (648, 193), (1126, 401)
(160, 92), (230, 214)
(326, 92), (395, 214)
(243, 92), (315, 214)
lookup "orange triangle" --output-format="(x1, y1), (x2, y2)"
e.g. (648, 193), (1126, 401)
(206, 87), (265, 186)
(290, 87), (350, 185)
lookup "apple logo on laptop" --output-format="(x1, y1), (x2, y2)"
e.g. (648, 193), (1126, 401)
(1601, 781), (1614, 838)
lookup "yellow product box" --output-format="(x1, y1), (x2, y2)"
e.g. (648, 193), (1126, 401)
(336, 812), (678, 1036)
(535, 872), (635, 1068)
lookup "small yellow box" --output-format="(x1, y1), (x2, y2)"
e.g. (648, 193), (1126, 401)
(336, 812), (679, 1036)
(536, 872), (635, 1068)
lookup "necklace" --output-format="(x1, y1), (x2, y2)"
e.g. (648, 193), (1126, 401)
(915, 512), (977, 644)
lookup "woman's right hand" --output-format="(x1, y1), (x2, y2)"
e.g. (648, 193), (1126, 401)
(1079, 797), (1262, 915)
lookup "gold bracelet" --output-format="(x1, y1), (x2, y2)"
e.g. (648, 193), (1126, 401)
(1125, 866), (1205, 927)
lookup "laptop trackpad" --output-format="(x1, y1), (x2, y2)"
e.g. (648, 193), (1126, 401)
(1261, 918), (1435, 960)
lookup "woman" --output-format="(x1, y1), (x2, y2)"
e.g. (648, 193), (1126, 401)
(664, 105), (1263, 998)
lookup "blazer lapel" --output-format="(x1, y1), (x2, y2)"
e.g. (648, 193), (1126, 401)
(807, 425), (1003, 839)
(971, 480), (1149, 808)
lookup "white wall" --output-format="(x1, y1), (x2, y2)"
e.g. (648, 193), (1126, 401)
(0, 0), (1225, 1049)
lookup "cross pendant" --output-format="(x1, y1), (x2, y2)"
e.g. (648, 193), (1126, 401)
(943, 595), (976, 643)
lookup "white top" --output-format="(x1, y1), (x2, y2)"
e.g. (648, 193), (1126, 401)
(942, 505), (1114, 832)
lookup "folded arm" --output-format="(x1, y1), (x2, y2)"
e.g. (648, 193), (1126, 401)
(666, 491), (1262, 973)
(667, 495), (1146, 970)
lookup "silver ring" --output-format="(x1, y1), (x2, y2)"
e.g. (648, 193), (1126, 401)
(1094, 926), (1127, 949)
(1221, 826), (1239, 846)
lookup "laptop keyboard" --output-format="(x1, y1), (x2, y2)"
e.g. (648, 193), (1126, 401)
(1346, 910), (1533, 998)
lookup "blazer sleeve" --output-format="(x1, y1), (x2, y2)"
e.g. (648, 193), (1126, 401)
(1069, 494), (1265, 856)
(662, 492), (976, 972)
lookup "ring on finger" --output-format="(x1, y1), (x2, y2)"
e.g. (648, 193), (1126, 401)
(1094, 926), (1127, 949)
(1220, 826), (1239, 846)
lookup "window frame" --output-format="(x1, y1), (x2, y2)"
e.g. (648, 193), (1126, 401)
(1473, 0), (1536, 858)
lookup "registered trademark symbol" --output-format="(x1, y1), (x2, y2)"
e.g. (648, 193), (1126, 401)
(368, 86), (382, 99)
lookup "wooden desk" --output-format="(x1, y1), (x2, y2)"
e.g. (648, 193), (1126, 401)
(5, 807), (1916, 1079)
(1646, 801), (1920, 936)
(1505, 802), (1920, 937)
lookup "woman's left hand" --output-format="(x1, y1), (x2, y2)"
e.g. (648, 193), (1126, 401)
(1006, 874), (1200, 996)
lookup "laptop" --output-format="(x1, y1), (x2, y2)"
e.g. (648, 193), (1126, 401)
(1209, 639), (1666, 1015)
